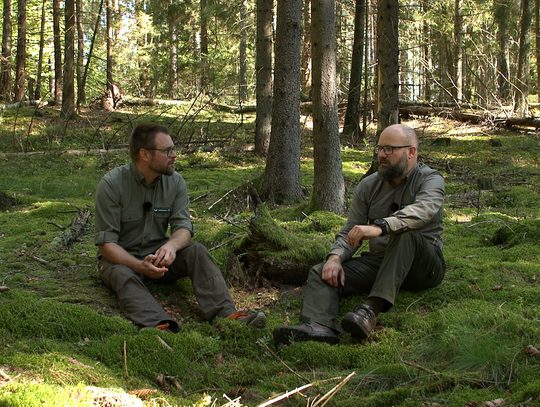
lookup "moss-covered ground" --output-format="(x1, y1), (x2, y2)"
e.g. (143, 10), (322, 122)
(0, 105), (540, 406)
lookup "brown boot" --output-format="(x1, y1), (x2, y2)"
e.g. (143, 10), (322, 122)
(341, 304), (377, 339)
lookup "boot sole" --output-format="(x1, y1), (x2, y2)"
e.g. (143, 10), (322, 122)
(273, 326), (339, 345)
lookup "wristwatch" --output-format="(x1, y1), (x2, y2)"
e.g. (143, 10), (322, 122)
(374, 218), (388, 236)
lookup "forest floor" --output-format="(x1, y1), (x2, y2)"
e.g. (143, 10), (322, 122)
(1, 104), (540, 406)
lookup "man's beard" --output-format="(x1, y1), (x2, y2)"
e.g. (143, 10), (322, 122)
(378, 151), (408, 182)
(149, 160), (175, 176)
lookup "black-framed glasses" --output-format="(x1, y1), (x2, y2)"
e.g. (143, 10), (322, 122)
(375, 145), (412, 155)
(146, 147), (176, 157)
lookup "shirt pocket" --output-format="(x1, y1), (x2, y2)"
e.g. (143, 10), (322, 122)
(121, 210), (143, 235)
(368, 205), (389, 223)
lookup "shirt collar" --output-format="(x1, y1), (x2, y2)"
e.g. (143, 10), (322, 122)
(129, 162), (161, 187)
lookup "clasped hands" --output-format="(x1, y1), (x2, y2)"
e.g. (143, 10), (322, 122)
(139, 243), (177, 279)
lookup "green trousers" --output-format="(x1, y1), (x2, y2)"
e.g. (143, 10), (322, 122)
(301, 230), (445, 332)
(99, 242), (237, 331)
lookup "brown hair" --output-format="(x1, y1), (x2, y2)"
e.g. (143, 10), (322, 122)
(129, 123), (170, 162)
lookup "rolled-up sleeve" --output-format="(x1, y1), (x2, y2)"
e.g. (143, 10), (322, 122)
(385, 172), (444, 233)
(169, 175), (194, 236)
(94, 177), (121, 245)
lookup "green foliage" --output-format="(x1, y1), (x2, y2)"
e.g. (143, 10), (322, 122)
(1, 113), (540, 406)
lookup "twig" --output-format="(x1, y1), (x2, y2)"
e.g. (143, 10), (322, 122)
(184, 388), (223, 396)
(403, 360), (439, 375)
(48, 221), (66, 230)
(209, 237), (237, 252)
(311, 371), (356, 407)
(508, 349), (522, 386)
(257, 382), (314, 407)
(215, 214), (250, 233)
(0, 368), (11, 381)
(26, 254), (49, 264)
(258, 339), (310, 383)
(123, 341), (128, 377)
(208, 189), (235, 210)
(156, 335), (173, 351)
(0, 286), (9, 292)
(405, 296), (424, 312)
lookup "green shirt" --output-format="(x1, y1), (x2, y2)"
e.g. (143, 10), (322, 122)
(94, 162), (194, 258)
(330, 162), (445, 261)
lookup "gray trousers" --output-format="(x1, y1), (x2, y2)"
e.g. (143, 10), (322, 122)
(99, 242), (237, 330)
(301, 230), (445, 331)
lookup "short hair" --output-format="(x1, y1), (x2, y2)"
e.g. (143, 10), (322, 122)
(402, 125), (419, 149)
(129, 123), (170, 162)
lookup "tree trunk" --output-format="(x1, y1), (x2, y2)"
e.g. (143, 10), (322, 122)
(239, 0), (248, 102)
(453, 0), (463, 102)
(200, 0), (209, 90)
(0, 0), (13, 101)
(494, 0), (511, 104)
(422, 1), (432, 101)
(34, 0), (46, 101)
(14, 0), (26, 103)
(262, 0), (302, 203)
(535, 0), (540, 104)
(376, 0), (399, 130)
(516, 0), (532, 116)
(363, 0), (399, 179)
(301, 0), (311, 96)
(61, 0), (75, 119)
(103, 0), (114, 110)
(254, 0), (273, 156)
(52, 0), (62, 105)
(342, 0), (366, 138)
(310, 0), (345, 214)
(76, 0), (85, 109)
(170, 16), (178, 99)
(81, 0), (103, 103)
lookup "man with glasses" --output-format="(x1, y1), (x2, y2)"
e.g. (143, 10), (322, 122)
(273, 124), (445, 345)
(94, 123), (266, 332)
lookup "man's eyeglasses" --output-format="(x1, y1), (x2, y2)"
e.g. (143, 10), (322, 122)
(375, 145), (411, 155)
(146, 147), (176, 157)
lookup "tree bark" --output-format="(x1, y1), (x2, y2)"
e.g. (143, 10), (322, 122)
(76, 0), (85, 109)
(34, 0), (46, 101)
(52, 0), (62, 105)
(239, 0), (248, 102)
(494, 0), (511, 104)
(453, 0), (463, 102)
(14, 0), (26, 103)
(0, 0), (13, 101)
(262, 0), (303, 203)
(301, 0), (311, 96)
(535, 0), (540, 104)
(516, 0), (532, 116)
(199, 0), (209, 90)
(342, 0), (366, 138)
(61, 0), (75, 119)
(310, 0), (346, 214)
(254, 0), (273, 156)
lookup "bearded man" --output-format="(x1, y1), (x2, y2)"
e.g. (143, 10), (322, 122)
(94, 123), (266, 332)
(273, 124), (445, 345)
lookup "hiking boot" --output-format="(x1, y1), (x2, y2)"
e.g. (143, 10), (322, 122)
(341, 303), (377, 339)
(228, 311), (267, 329)
(273, 322), (339, 345)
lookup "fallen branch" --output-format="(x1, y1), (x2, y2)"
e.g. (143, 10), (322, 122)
(49, 208), (91, 249)
(311, 371), (356, 407)
(257, 382), (314, 407)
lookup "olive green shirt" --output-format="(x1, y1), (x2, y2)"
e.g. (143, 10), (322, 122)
(94, 162), (194, 258)
(330, 162), (445, 261)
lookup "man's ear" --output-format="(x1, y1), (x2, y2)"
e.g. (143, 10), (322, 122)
(139, 148), (151, 162)
(408, 146), (417, 159)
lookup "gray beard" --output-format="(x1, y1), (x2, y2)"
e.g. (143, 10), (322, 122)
(378, 153), (408, 182)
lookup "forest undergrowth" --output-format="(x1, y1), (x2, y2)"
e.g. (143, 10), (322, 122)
(0, 105), (540, 406)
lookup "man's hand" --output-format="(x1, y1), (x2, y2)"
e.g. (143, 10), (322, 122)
(347, 225), (382, 248)
(138, 254), (169, 279)
(153, 242), (177, 268)
(322, 255), (345, 287)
